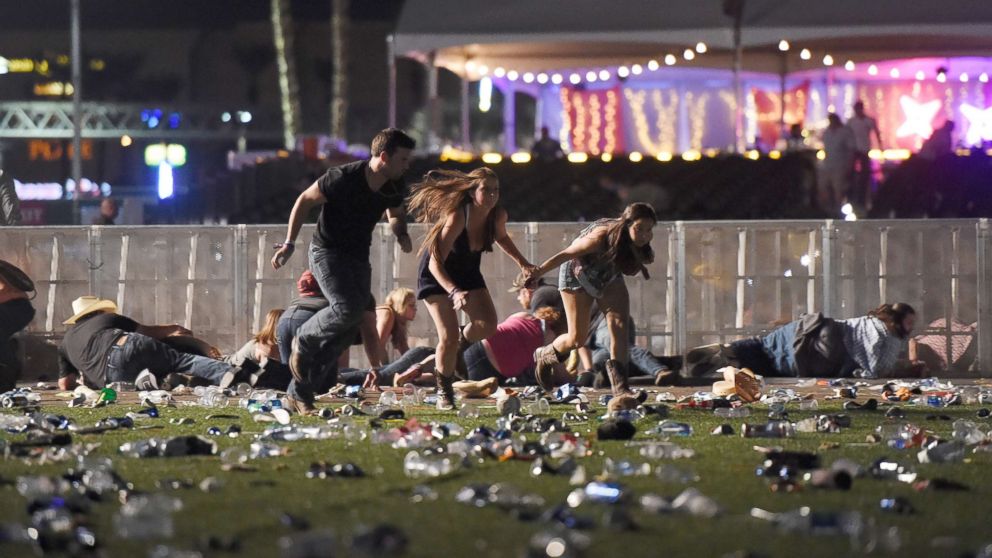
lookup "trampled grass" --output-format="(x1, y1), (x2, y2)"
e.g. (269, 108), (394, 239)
(1, 394), (991, 558)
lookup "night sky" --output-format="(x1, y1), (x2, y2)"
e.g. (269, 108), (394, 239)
(0, 0), (405, 30)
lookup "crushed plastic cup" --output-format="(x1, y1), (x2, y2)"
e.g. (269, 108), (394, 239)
(603, 458), (652, 477)
(524, 398), (551, 416)
(741, 421), (795, 438)
(198, 387), (229, 408)
(671, 487), (721, 518)
(637, 442), (695, 460)
(800, 399), (820, 411)
(249, 442), (285, 459)
(403, 450), (456, 479)
(457, 404), (480, 419)
(655, 464), (700, 484)
(652, 420), (693, 437)
(952, 420), (988, 445)
(220, 448), (249, 467)
(379, 391), (398, 408)
(714, 407), (750, 419)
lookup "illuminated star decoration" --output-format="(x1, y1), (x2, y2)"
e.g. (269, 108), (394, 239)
(961, 103), (992, 146)
(896, 96), (941, 139)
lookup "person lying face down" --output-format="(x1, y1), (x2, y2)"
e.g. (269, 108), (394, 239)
(684, 302), (924, 380)
(57, 296), (250, 391)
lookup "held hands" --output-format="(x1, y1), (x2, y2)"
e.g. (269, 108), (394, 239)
(450, 289), (468, 311)
(396, 233), (413, 254)
(271, 243), (295, 270)
(519, 264), (540, 288)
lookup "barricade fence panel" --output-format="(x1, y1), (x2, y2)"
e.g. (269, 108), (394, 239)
(1, 219), (987, 375)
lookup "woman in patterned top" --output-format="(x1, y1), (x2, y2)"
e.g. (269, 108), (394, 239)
(524, 203), (657, 399)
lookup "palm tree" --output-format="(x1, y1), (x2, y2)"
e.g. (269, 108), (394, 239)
(331, 0), (349, 141)
(271, 0), (301, 150)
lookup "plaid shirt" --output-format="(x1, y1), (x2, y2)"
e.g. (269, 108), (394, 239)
(840, 315), (906, 378)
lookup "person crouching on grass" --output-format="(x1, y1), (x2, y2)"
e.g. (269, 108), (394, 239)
(409, 168), (536, 410)
(525, 202), (657, 404)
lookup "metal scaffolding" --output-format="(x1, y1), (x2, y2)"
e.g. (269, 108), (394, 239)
(0, 102), (282, 140)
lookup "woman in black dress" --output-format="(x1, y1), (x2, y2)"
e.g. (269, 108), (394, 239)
(409, 168), (535, 410)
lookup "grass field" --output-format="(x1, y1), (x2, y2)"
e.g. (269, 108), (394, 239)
(1, 386), (991, 558)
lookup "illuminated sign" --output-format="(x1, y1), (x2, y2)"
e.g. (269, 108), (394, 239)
(144, 144), (187, 167)
(961, 104), (992, 146)
(13, 178), (111, 200)
(34, 82), (74, 97)
(896, 96), (941, 139)
(28, 140), (93, 161)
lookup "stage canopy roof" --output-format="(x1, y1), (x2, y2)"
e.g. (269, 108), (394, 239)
(395, 0), (992, 77)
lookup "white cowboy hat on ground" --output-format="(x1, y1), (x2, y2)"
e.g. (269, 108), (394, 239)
(63, 296), (118, 325)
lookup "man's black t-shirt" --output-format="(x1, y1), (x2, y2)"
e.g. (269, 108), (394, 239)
(58, 312), (139, 386)
(313, 160), (407, 260)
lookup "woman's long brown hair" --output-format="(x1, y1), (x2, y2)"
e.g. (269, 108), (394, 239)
(408, 167), (499, 259)
(599, 202), (657, 278)
(254, 308), (283, 346)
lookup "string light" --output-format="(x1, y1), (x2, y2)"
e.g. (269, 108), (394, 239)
(695, 42), (707, 54)
(664, 54), (677, 66)
(915, 70), (926, 81)
(522, 72), (534, 83)
(648, 59), (660, 71)
(569, 73), (581, 84)
(506, 70), (518, 81)
(778, 40), (790, 52)
(937, 72), (947, 83)
(800, 48), (811, 60)
(844, 60), (855, 71)
(683, 49), (695, 61)
(960, 73), (969, 83)
(478, 65), (489, 76)
(493, 67), (506, 78)
(981, 73), (989, 83)
(889, 68), (900, 78)
(630, 64), (643, 75)
(585, 70), (597, 82)
(617, 66), (630, 78)
(598, 69), (610, 81)
(551, 73), (563, 85)
(822, 54), (834, 66)
(868, 64), (878, 76)
(537, 73), (549, 84)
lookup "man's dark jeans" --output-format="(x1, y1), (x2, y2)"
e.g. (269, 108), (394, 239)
(105, 332), (233, 385)
(289, 245), (371, 403)
(0, 298), (34, 391)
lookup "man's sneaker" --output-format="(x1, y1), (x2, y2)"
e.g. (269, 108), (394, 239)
(134, 369), (158, 391)
(435, 374), (456, 411)
(532, 344), (560, 392)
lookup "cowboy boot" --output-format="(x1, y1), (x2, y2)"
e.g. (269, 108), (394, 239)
(605, 359), (632, 397)
(532, 344), (562, 392)
(435, 373), (457, 411)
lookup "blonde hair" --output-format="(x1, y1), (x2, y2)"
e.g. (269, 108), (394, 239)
(253, 309), (283, 346)
(408, 167), (499, 258)
(384, 287), (415, 317)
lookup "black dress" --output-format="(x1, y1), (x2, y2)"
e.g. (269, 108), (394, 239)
(416, 205), (487, 299)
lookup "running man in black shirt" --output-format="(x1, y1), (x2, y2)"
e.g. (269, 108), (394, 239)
(271, 128), (416, 414)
